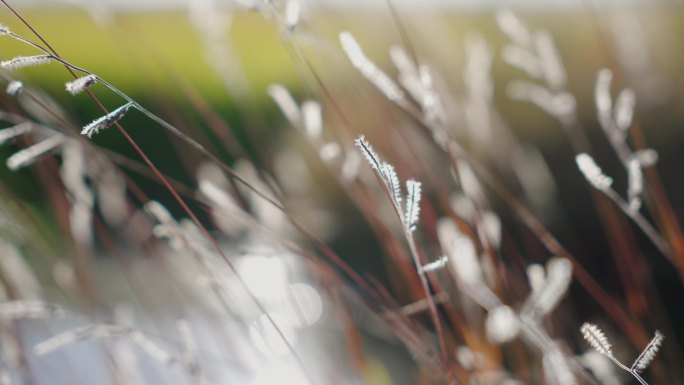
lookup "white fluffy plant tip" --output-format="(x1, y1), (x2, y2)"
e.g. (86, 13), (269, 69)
(501, 45), (542, 78)
(381, 162), (402, 205)
(507, 81), (576, 120)
(480, 211), (502, 248)
(581, 323), (614, 357)
(437, 218), (482, 285)
(634, 149), (658, 167)
(534, 30), (566, 90)
(627, 157), (643, 212)
(531, 257), (572, 315)
(576, 153), (613, 191)
(318, 142), (341, 163)
(301, 100), (322, 140)
(595, 69), (613, 115)
(404, 179), (422, 231)
(485, 305), (520, 343)
(197, 163), (249, 235)
(1, 55), (52, 70)
(390, 45), (422, 102)
(0, 122), (32, 145)
(526, 263), (546, 294)
(456, 161), (485, 205)
(632, 331), (664, 373)
(339, 31), (405, 103)
(495, 10), (532, 47)
(6, 134), (64, 171)
(449, 193), (475, 222)
(284, 0), (301, 31)
(65, 74), (97, 95)
(81, 102), (133, 138)
(6, 80), (23, 96)
(268, 84), (300, 125)
(614, 88), (636, 131)
(421, 256), (448, 272)
(354, 135), (381, 171)
(144, 200), (174, 225)
(389, 45), (417, 80)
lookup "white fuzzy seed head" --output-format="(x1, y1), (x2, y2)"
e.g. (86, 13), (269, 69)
(6, 80), (23, 96)
(532, 257), (573, 315)
(65, 74), (97, 95)
(595, 69), (613, 115)
(318, 142), (341, 163)
(486, 305), (520, 343)
(339, 31), (405, 103)
(627, 157), (643, 212)
(268, 84), (301, 125)
(380, 162), (402, 206)
(614, 88), (636, 131)
(632, 331), (664, 373)
(354, 135), (381, 171)
(284, 0), (301, 31)
(0, 122), (32, 145)
(81, 102), (133, 138)
(421, 256), (448, 273)
(581, 323), (613, 357)
(526, 263), (546, 294)
(1, 55), (52, 70)
(405, 179), (422, 231)
(438, 218), (482, 286)
(635, 149), (658, 167)
(534, 30), (567, 89)
(496, 10), (532, 48)
(576, 153), (613, 191)
(301, 100), (322, 140)
(6, 135), (64, 171)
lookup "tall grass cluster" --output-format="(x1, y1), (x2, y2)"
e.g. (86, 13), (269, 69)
(0, 1), (682, 385)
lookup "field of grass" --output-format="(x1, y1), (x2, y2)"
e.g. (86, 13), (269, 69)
(0, 3), (684, 385)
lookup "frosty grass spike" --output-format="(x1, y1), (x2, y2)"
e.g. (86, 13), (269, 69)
(0, 122), (32, 145)
(1, 55), (52, 70)
(81, 102), (134, 138)
(65, 74), (97, 95)
(581, 323), (613, 357)
(495, 10), (532, 48)
(268, 84), (301, 125)
(301, 100), (322, 140)
(575, 153), (613, 191)
(532, 257), (572, 316)
(284, 0), (301, 31)
(405, 179), (422, 230)
(614, 88), (636, 131)
(354, 135), (381, 171)
(6, 134), (64, 171)
(6, 80), (23, 96)
(339, 31), (404, 103)
(485, 305), (520, 343)
(421, 256), (447, 272)
(632, 331), (664, 373)
(380, 162), (402, 206)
